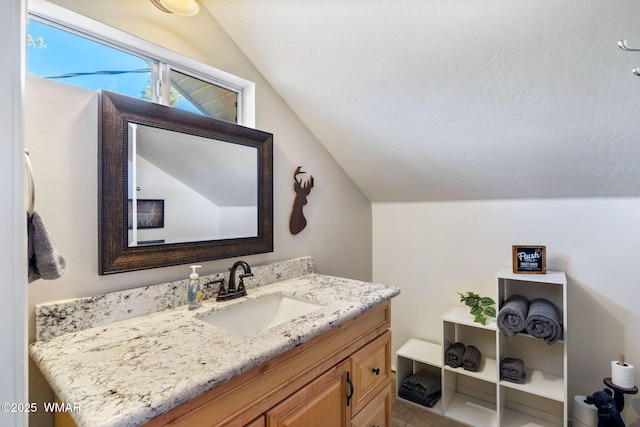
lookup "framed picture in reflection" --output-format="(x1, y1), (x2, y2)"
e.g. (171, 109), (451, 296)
(127, 199), (165, 229)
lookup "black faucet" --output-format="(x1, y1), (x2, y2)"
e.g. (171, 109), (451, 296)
(216, 261), (253, 301)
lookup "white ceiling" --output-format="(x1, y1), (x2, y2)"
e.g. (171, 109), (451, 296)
(201, 0), (640, 202)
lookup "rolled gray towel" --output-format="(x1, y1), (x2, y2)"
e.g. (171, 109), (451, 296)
(526, 298), (561, 345)
(445, 342), (465, 368)
(501, 357), (526, 384)
(497, 295), (530, 340)
(462, 345), (481, 372)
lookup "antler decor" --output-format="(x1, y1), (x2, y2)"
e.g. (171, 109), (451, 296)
(289, 166), (314, 235)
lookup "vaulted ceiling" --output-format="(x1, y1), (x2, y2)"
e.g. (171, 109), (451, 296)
(201, 0), (640, 202)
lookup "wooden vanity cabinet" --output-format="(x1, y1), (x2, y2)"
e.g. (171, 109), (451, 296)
(143, 300), (391, 427)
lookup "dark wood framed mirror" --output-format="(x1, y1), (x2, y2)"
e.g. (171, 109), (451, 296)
(99, 90), (273, 274)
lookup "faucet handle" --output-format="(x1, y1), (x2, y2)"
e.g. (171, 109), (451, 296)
(206, 278), (226, 296)
(218, 280), (228, 296)
(237, 273), (252, 292)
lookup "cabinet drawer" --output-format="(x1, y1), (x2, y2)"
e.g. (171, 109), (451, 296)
(350, 330), (390, 415)
(350, 387), (390, 427)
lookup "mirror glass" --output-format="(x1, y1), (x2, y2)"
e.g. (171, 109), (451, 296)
(99, 90), (273, 274)
(127, 123), (258, 246)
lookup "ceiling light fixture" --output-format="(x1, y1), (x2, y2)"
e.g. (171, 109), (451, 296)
(150, 0), (200, 16)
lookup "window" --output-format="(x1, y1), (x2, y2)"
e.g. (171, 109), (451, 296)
(27, 8), (250, 126)
(169, 68), (237, 122)
(28, 19), (153, 99)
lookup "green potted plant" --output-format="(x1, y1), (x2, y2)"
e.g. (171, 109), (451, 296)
(458, 292), (496, 325)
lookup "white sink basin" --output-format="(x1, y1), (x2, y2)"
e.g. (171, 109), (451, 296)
(198, 294), (324, 337)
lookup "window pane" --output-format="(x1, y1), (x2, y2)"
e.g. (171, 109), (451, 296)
(27, 19), (152, 99)
(170, 69), (238, 123)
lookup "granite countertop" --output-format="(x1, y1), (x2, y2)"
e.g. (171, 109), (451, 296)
(30, 273), (400, 427)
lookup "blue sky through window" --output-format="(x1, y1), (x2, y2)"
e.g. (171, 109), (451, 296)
(28, 19), (151, 97)
(27, 19), (203, 115)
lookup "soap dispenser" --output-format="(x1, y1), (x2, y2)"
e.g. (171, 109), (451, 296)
(188, 265), (203, 310)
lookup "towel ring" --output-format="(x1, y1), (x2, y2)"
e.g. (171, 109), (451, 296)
(25, 148), (35, 218)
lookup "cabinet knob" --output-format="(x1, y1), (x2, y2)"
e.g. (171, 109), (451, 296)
(372, 367), (380, 375)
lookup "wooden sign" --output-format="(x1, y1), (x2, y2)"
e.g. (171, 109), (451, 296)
(512, 245), (546, 274)
(289, 166), (314, 235)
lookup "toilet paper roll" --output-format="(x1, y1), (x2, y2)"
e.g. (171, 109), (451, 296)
(573, 395), (597, 426)
(611, 360), (635, 389)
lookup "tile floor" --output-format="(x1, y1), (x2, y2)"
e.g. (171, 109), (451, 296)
(391, 372), (468, 427)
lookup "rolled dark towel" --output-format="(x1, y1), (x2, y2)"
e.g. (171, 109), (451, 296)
(399, 370), (441, 407)
(445, 342), (465, 368)
(462, 345), (482, 372)
(497, 295), (530, 340)
(501, 357), (526, 384)
(525, 298), (561, 345)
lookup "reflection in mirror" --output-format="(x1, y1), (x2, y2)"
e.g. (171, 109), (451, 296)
(99, 90), (273, 274)
(127, 123), (258, 246)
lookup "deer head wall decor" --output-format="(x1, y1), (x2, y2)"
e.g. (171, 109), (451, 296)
(289, 166), (314, 235)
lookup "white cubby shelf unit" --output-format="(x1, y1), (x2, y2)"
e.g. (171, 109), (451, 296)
(395, 268), (567, 427)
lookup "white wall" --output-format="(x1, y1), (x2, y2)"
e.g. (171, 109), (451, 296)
(373, 199), (640, 424)
(132, 156), (221, 243)
(220, 206), (258, 238)
(26, 3), (371, 425)
(0, 0), (27, 426)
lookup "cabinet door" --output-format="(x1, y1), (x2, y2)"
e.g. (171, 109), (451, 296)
(266, 360), (350, 427)
(350, 330), (390, 415)
(350, 387), (390, 427)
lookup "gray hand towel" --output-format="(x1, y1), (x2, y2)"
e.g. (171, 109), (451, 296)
(497, 295), (530, 340)
(445, 342), (465, 368)
(501, 357), (526, 384)
(462, 345), (481, 372)
(401, 370), (441, 397)
(28, 211), (68, 283)
(525, 298), (561, 345)
(399, 370), (441, 407)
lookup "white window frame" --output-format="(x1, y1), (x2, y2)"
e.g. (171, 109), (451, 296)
(27, 0), (255, 128)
